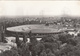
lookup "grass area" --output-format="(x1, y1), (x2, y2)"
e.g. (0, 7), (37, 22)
(7, 24), (62, 33)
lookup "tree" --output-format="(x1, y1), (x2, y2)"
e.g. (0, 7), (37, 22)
(20, 42), (31, 56)
(40, 50), (47, 56)
(41, 35), (59, 53)
(59, 44), (73, 56)
(0, 50), (19, 56)
(41, 35), (55, 43)
(67, 39), (77, 46)
(47, 49), (55, 56)
(44, 42), (58, 53)
(29, 42), (45, 56)
(58, 34), (73, 44)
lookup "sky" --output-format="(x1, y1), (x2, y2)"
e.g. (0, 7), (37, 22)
(0, 1), (80, 16)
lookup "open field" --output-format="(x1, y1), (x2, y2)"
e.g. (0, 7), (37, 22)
(7, 24), (62, 33)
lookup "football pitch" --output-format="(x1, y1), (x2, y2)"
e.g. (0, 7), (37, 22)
(7, 24), (62, 33)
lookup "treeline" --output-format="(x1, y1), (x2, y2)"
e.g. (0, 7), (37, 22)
(0, 16), (80, 28)
(0, 16), (54, 28)
(0, 33), (80, 56)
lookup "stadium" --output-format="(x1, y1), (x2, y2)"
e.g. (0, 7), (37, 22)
(6, 24), (62, 43)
